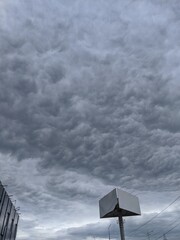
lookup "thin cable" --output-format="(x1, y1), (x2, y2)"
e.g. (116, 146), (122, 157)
(155, 222), (180, 240)
(129, 195), (180, 234)
(150, 217), (180, 238)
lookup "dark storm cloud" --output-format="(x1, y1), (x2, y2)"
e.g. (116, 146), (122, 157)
(0, 0), (180, 239)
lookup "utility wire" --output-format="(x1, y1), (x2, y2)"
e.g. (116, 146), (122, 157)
(155, 222), (180, 240)
(129, 195), (180, 234)
(149, 216), (180, 238)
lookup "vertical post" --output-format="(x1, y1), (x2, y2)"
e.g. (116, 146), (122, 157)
(108, 224), (111, 240)
(118, 215), (125, 240)
(163, 234), (167, 240)
(147, 231), (153, 240)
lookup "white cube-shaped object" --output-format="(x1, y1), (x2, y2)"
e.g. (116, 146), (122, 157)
(99, 188), (141, 218)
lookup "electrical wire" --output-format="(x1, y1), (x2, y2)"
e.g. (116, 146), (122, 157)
(155, 222), (180, 240)
(129, 195), (180, 234)
(148, 216), (180, 238)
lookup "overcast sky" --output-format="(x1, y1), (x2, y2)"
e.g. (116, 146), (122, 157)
(0, 0), (180, 239)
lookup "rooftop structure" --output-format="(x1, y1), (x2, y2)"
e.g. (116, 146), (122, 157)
(0, 181), (19, 240)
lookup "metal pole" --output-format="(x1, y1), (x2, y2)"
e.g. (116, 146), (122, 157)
(108, 224), (111, 240)
(147, 231), (153, 240)
(163, 234), (167, 240)
(118, 215), (125, 240)
(147, 232), (151, 240)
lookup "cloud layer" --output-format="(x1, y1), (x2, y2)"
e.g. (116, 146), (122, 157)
(0, 0), (180, 239)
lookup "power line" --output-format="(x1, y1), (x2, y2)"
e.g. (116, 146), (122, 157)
(129, 195), (180, 234)
(155, 222), (180, 240)
(149, 216), (180, 238)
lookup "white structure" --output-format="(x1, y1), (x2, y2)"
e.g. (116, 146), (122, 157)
(99, 188), (141, 218)
(99, 188), (141, 240)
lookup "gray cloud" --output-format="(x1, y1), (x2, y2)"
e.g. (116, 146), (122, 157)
(0, 0), (180, 239)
